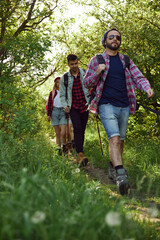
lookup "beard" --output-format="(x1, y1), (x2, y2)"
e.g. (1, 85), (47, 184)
(71, 67), (78, 73)
(106, 42), (120, 50)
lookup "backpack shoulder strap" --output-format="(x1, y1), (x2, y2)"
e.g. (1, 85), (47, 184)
(123, 54), (130, 70)
(82, 68), (86, 74)
(64, 73), (68, 101)
(96, 54), (106, 81)
(96, 54), (106, 64)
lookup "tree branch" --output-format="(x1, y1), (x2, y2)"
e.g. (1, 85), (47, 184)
(13, 0), (37, 37)
(138, 17), (160, 30)
(24, 8), (57, 29)
(13, 0), (58, 37)
(35, 67), (60, 87)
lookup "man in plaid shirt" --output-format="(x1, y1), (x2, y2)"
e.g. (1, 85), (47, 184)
(60, 54), (89, 167)
(83, 28), (154, 195)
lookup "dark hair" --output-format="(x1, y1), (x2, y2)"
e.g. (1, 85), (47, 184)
(67, 54), (78, 63)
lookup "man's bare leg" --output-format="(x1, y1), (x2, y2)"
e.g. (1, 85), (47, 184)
(109, 136), (123, 167)
(109, 136), (129, 195)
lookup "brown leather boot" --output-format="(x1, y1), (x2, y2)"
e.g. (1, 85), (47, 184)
(76, 152), (88, 167)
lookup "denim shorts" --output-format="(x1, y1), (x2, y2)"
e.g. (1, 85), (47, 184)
(51, 107), (67, 126)
(99, 104), (129, 140)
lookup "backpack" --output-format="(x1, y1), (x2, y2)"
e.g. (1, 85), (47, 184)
(88, 54), (130, 104)
(64, 73), (69, 101)
(44, 90), (56, 114)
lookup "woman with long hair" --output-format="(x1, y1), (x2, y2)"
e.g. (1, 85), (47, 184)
(47, 77), (67, 155)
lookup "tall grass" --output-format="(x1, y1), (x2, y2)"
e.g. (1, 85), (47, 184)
(0, 126), (159, 239)
(85, 119), (160, 197)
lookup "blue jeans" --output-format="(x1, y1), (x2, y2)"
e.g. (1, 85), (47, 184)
(99, 104), (129, 140)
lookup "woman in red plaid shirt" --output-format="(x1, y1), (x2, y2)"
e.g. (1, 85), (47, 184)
(47, 77), (67, 155)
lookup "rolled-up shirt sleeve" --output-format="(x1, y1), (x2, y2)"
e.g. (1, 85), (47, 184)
(83, 56), (100, 88)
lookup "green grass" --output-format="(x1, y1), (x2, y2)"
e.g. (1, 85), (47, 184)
(0, 123), (160, 239)
(85, 120), (160, 196)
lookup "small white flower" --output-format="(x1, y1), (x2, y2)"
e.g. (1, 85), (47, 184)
(22, 168), (27, 173)
(72, 168), (80, 174)
(105, 211), (121, 227)
(147, 207), (159, 217)
(75, 168), (80, 173)
(31, 211), (46, 224)
(95, 186), (101, 190)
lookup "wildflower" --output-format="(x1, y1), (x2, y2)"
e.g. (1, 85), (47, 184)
(75, 168), (80, 173)
(95, 185), (101, 190)
(72, 168), (80, 174)
(147, 206), (159, 217)
(105, 211), (121, 227)
(22, 168), (27, 173)
(31, 211), (46, 224)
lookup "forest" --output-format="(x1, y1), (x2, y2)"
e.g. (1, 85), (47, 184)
(0, 0), (160, 239)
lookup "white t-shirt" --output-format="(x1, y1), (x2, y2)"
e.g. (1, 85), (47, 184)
(53, 90), (63, 108)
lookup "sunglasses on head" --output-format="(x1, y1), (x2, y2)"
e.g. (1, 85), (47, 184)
(107, 35), (121, 41)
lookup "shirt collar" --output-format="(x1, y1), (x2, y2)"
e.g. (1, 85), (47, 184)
(102, 51), (120, 59)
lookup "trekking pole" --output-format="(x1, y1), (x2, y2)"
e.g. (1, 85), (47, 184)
(66, 113), (70, 156)
(66, 113), (73, 156)
(95, 115), (103, 156)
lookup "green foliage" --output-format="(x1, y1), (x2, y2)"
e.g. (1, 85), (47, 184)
(128, 110), (160, 137)
(49, 0), (160, 134)
(0, 1), (160, 238)
(0, 0), (60, 139)
(85, 118), (160, 198)
(0, 131), (159, 239)
(5, 33), (51, 82)
(0, 83), (44, 138)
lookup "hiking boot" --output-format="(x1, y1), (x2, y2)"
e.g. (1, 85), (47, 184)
(57, 148), (62, 156)
(71, 140), (75, 149)
(63, 144), (67, 154)
(116, 168), (129, 195)
(108, 162), (116, 183)
(76, 152), (88, 167)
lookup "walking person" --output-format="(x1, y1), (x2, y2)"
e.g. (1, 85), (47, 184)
(83, 28), (154, 194)
(47, 77), (67, 155)
(60, 54), (89, 166)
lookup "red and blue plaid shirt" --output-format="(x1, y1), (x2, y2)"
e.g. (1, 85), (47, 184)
(71, 71), (88, 113)
(47, 90), (57, 116)
(83, 51), (152, 114)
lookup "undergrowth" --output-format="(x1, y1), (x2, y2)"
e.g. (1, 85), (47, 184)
(0, 124), (159, 239)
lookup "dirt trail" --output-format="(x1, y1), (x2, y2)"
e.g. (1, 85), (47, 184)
(49, 136), (160, 225)
(83, 163), (160, 225)
(83, 163), (113, 185)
